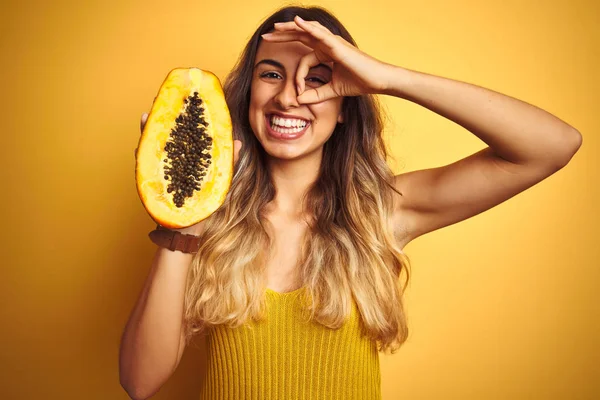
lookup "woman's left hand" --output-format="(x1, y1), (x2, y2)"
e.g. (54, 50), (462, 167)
(261, 15), (393, 104)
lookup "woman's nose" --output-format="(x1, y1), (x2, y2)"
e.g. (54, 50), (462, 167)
(273, 79), (299, 109)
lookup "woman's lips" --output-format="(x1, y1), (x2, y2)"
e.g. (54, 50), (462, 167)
(265, 114), (310, 140)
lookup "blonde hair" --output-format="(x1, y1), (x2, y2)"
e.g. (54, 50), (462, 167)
(183, 5), (412, 354)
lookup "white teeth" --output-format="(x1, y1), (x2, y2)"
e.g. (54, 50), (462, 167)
(271, 125), (306, 134)
(270, 115), (307, 129)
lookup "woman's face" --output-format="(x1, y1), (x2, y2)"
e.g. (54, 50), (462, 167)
(249, 39), (344, 161)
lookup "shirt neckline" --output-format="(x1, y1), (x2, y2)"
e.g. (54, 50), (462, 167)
(266, 286), (306, 296)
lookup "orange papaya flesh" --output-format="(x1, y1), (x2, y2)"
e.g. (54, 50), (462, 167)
(135, 68), (233, 229)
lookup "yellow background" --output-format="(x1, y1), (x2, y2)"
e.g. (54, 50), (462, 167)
(1, 0), (597, 399)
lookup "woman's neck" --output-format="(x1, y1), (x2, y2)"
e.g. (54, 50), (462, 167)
(265, 150), (322, 216)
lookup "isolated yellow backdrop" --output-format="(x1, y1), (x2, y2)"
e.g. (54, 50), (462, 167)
(1, 0), (597, 399)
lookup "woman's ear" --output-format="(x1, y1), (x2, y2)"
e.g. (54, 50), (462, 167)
(337, 112), (344, 124)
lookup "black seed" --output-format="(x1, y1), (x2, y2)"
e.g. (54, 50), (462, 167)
(167, 94), (210, 205)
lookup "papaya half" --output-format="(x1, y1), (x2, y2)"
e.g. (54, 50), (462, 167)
(135, 68), (233, 229)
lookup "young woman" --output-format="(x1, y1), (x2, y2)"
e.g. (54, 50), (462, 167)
(119, 6), (582, 400)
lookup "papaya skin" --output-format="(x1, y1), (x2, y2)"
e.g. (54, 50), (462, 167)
(135, 68), (241, 229)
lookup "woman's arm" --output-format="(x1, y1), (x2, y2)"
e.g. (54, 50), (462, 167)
(119, 246), (193, 400)
(381, 66), (581, 168)
(380, 66), (581, 242)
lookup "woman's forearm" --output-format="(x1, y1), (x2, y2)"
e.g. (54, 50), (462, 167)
(118, 247), (192, 400)
(381, 65), (582, 168)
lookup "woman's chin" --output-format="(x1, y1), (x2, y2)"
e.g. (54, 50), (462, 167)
(263, 145), (307, 161)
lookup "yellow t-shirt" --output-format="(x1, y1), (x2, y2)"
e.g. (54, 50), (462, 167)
(200, 287), (381, 400)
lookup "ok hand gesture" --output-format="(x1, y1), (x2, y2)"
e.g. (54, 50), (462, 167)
(261, 15), (393, 104)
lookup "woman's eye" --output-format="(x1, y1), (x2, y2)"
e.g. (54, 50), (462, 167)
(306, 77), (326, 85)
(260, 72), (281, 79)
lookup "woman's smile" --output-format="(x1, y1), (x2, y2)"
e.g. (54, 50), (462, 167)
(264, 113), (312, 140)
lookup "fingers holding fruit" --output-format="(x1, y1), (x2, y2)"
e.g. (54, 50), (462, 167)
(141, 112), (148, 132)
(135, 112), (149, 159)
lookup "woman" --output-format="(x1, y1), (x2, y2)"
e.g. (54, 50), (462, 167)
(119, 5), (582, 400)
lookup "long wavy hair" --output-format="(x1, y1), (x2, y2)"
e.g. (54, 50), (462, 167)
(183, 5), (412, 354)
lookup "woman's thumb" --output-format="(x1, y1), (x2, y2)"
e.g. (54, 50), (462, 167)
(140, 112), (148, 133)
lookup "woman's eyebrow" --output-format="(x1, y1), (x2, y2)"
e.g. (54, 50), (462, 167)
(254, 59), (284, 70)
(254, 59), (332, 73)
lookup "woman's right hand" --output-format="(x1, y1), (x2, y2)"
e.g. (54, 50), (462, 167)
(137, 112), (243, 236)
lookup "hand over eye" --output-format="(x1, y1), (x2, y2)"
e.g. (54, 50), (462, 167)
(261, 16), (392, 104)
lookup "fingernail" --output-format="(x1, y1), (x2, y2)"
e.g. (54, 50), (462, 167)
(295, 15), (305, 22)
(261, 33), (272, 38)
